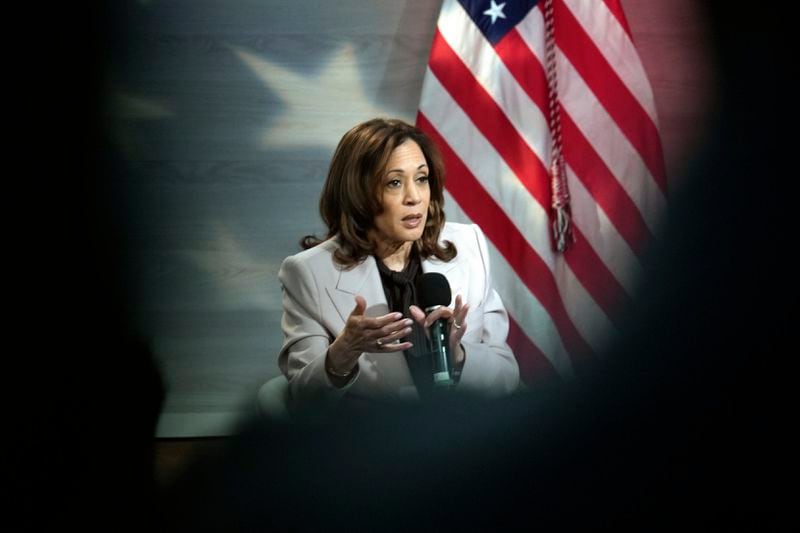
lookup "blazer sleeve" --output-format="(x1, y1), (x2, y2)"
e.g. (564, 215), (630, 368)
(457, 224), (520, 397)
(277, 254), (361, 413)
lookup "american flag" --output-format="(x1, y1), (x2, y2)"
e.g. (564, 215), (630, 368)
(416, 0), (666, 383)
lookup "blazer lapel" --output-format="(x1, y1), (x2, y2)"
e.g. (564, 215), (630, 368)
(326, 252), (462, 327)
(326, 256), (390, 326)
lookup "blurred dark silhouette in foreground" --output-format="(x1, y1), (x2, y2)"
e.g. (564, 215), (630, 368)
(18, 2), (165, 530)
(21, 1), (791, 530)
(158, 2), (792, 531)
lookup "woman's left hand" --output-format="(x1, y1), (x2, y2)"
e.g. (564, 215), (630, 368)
(409, 294), (470, 365)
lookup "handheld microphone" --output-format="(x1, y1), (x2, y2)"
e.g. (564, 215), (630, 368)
(416, 272), (453, 387)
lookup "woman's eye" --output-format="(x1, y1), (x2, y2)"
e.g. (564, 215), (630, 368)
(387, 179), (401, 188)
(416, 175), (430, 183)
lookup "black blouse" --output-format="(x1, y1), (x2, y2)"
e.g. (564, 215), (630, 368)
(375, 250), (434, 397)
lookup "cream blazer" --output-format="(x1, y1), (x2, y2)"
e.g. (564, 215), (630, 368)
(277, 222), (519, 412)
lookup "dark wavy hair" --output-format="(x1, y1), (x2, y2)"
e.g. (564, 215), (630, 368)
(301, 118), (456, 267)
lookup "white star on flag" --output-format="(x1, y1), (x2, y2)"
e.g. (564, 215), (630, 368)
(483, 1), (507, 24)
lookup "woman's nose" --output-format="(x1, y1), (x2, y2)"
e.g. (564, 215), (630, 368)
(404, 182), (421, 204)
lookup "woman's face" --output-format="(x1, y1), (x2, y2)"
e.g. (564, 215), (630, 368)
(370, 140), (431, 248)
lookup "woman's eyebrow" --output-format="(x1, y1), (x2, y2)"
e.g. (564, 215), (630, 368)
(386, 163), (429, 174)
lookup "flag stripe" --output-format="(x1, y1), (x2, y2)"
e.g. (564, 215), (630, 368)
(555, 49), (666, 235)
(554, 0), (666, 193)
(420, 66), (617, 360)
(561, 111), (653, 257)
(601, 0), (632, 40)
(513, 7), (666, 236)
(508, 315), (559, 384)
(443, 189), (575, 379)
(417, 0), (664, 381)
(420, 73), (616, 358)
(427, 31), (632, 324)
(418, 111), (596, 366)
(428, 29), (550, 208)
(491, 27), (654, 259)
(564, 0), (657, 125)
(435, 3), (551, 185)
(566, 163), (643, 297)
(493, 29), (548, 112)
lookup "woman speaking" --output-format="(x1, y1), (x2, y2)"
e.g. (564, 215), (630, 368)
(277, 118), (519, 414)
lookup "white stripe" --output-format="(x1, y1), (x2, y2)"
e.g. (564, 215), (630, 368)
(549, 246), (614, 361)
(444, 191), (575, 379)
(566, 163), (644, 296)
(421, 69), (551, 261)
(437, 0), (551, 166)
(439, 2), (646, 278)
(423, 13), (638, 308)
(556, 48), (667, 234)
(562, 0), (660, 126)
(515, 8), (667, 234)
(419, 70), (614, 357)
(516, 5), (547, 66)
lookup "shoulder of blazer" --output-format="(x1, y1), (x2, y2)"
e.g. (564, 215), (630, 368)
(281, 237), (376, 297)
(283, 224), (484, 276)
(440, 222), (481, 256)
(281, 238), (345, 275)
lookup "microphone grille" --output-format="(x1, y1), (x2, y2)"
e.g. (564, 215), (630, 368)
(416, 272), (452, 310)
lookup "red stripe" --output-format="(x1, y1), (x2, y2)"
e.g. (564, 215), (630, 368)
(507, 314), (559, 385)
(565, 226), (630, 322)
(561, 111), (653, 258)
(603, 0), (632, 39)
(426, 31), (632, 322)
(554, 0), (667, 195)
(417, 111), (595, 367)
(427, 30), (550, 206)
(494, 28), (653, 260)
(493, 29), (549, 113)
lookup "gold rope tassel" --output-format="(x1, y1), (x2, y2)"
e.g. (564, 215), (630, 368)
(544, 0), (574, 252)
(549, 156), (573, 252)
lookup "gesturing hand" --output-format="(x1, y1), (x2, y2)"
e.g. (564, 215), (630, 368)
(409, 294), (469, 366)
(327, 295), (414, 376)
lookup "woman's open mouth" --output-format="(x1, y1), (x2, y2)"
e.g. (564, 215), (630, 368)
(402, 213), (423, 229)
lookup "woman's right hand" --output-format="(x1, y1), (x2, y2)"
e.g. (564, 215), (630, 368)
(326, 295), (414, 375)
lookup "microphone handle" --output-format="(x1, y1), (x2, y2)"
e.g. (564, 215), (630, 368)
(429, 317), (453, 387)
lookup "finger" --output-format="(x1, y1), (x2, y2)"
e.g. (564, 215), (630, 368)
(450, 302), (468, 342)
(409, 304), (432, 340)
(379, 341), (413, 353)
(366, 318), (413, 339)
(449, 296), (462, 326)
(451, 323), (467, 354)
(351, 295), (367, 317)
(450, 322), (467, 350)
(409, 305), (426, 325)
(380, 324), (413, 343)
(380, 318), (414, 337)
(455, 302), (470, 326)
(359, 312), (405, 331)
(453, 294), (463, 317)
(424, 307), (453, 328)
